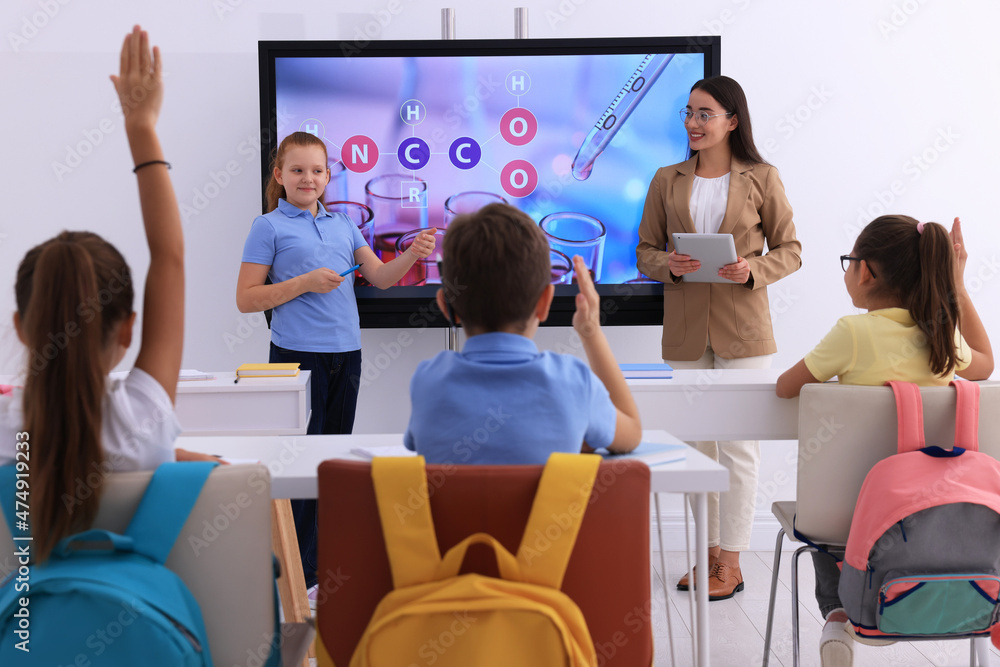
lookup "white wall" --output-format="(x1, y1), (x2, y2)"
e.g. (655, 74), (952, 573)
(2, 0), (998, 547)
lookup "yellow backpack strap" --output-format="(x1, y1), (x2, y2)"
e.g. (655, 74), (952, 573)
(371, 456), (442, 589)
(435, 532), (524, 582)
(515, 452), (601, 589)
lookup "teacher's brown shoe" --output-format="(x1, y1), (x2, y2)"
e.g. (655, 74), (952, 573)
(676, 553), (718, 591)
(706, 562), (744, 601)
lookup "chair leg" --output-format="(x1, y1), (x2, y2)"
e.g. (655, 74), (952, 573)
(271, 499), (314, 667)
(974, 635), (992, 666)
(654, 493), (677, 667)
(790, 546), (811, 667)
(761, 528), (786, 667)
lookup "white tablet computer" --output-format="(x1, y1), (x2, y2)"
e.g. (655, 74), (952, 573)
(671, 233), (738, 283)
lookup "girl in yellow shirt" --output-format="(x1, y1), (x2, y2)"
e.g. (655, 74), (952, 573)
(776, 214), (993, 667)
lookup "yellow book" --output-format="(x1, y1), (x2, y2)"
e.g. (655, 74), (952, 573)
(236, 362), (300, 378)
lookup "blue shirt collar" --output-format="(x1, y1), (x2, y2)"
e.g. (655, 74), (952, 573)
(460, 332), (540, 363)
(277, 198), (332, 220)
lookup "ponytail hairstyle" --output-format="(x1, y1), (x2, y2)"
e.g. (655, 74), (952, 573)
(15, 231), (134, 562)
(689, 76), (768, 166)
(854, 215), (960, 377)
(264, 131), (330, 213)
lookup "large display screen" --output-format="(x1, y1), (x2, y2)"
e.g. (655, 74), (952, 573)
(259, 37), (721, 327)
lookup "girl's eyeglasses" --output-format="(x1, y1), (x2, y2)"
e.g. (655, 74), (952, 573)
(840, 255), (876, 278)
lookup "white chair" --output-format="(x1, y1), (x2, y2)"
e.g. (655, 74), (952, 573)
(761, 382), (1000, 667)
(0, 464), (312, 667)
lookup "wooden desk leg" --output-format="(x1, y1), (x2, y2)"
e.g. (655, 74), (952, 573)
(271, 499), (315, 665)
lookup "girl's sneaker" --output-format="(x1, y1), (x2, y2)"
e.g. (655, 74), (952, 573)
(307, 585), (319, 613)
(820, 620), (853, 667)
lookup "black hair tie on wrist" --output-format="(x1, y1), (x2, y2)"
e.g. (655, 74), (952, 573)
(133, 160), (171, 173)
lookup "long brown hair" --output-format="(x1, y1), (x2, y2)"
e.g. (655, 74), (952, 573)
(264, 132), (329, 213)
(16, 231), (134, 562)
(689, 76), (767, 166)
(854, 215), (960, 376)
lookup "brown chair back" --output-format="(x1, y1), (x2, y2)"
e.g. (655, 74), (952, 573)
(316, 458), (652, 666)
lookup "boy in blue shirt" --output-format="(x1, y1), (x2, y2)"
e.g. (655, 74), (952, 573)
(404, 203), (642, 464)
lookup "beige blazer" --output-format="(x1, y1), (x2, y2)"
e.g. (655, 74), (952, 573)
(636, 156), (802, 360)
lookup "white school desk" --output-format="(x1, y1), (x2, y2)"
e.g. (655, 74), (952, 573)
(174, 371), (311, 436)
(628, 368), (799, 441)
(0, 370), (313, 436)
(177, 429), (729, 667)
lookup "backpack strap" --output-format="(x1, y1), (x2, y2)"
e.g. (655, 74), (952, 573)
(125, 461), (218, 564)
(888, 381), (925, 454)
(435, 532), (523, 581)
(949, 380), (980, 452)
(515, 453), (601, 589)
(371, 456), (442, 589)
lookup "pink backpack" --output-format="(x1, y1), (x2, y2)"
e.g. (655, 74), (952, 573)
(839, 381), (1000, 639)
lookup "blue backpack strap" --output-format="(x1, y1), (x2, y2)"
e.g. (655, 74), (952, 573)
(792, 513), (842, 562)
(0, 465), (19, 538)
(125, 461), (218, 564)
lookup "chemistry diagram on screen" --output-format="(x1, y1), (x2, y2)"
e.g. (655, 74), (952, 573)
(275, 50), (703, 286)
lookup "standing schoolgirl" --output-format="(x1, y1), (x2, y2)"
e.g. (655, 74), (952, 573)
(236, 131), (435, 594)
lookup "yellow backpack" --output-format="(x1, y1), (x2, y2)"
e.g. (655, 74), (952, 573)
(320, 452), (600, 667)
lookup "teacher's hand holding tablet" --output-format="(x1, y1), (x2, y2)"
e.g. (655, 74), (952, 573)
(717, 256), (750, 284)
(667, 250), (701, 277)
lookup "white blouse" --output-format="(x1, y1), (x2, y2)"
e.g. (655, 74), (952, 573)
(689, 173), (731, 234)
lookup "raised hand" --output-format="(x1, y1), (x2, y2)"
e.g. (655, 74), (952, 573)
(572, 255), (601, 338)
(950, 217), (968, 284)
(110, 25), (163, 130)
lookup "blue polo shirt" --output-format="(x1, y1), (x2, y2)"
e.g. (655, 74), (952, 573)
(404, 332), (617, 464)
(242, 199), (367, 352)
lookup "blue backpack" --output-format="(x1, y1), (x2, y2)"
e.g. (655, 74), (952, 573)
(0, 462), (277, 667)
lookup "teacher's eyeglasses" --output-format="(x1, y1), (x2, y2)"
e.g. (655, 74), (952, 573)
(679, 109), (732, 126)
(840, 255), (876, 278)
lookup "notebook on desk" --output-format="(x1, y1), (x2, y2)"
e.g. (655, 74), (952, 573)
(236, 363), (301, 378)
(600, 441), (686, 466)
(619, 363), (673, 379)
(350, 445), (416, 460)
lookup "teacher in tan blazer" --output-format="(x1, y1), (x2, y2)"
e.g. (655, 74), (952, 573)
(637, 76), (801, 601)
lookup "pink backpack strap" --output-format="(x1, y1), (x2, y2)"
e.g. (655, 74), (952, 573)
(888, 381), (925, 454)
(949, 380), (980, 451)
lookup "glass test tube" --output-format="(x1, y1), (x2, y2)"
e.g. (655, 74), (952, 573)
(442, 191), (509, 227)
(539, 212), (607, 283)
(394, 227), (445, 286)
(550, 248), (573, 285)
(365, 174), (429, 260)
(327, 160), (349, 202)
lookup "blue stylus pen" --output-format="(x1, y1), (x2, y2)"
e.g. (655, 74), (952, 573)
(339, 263), (362, 277)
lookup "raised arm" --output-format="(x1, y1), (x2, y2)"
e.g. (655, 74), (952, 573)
(112, 26), (183, 402)
(951, 218), (994, 380)
(572, 255), (642, 452)
(356, 229), (436, 289)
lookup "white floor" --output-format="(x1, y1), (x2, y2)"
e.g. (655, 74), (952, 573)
(652, 550), (1000, 667)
